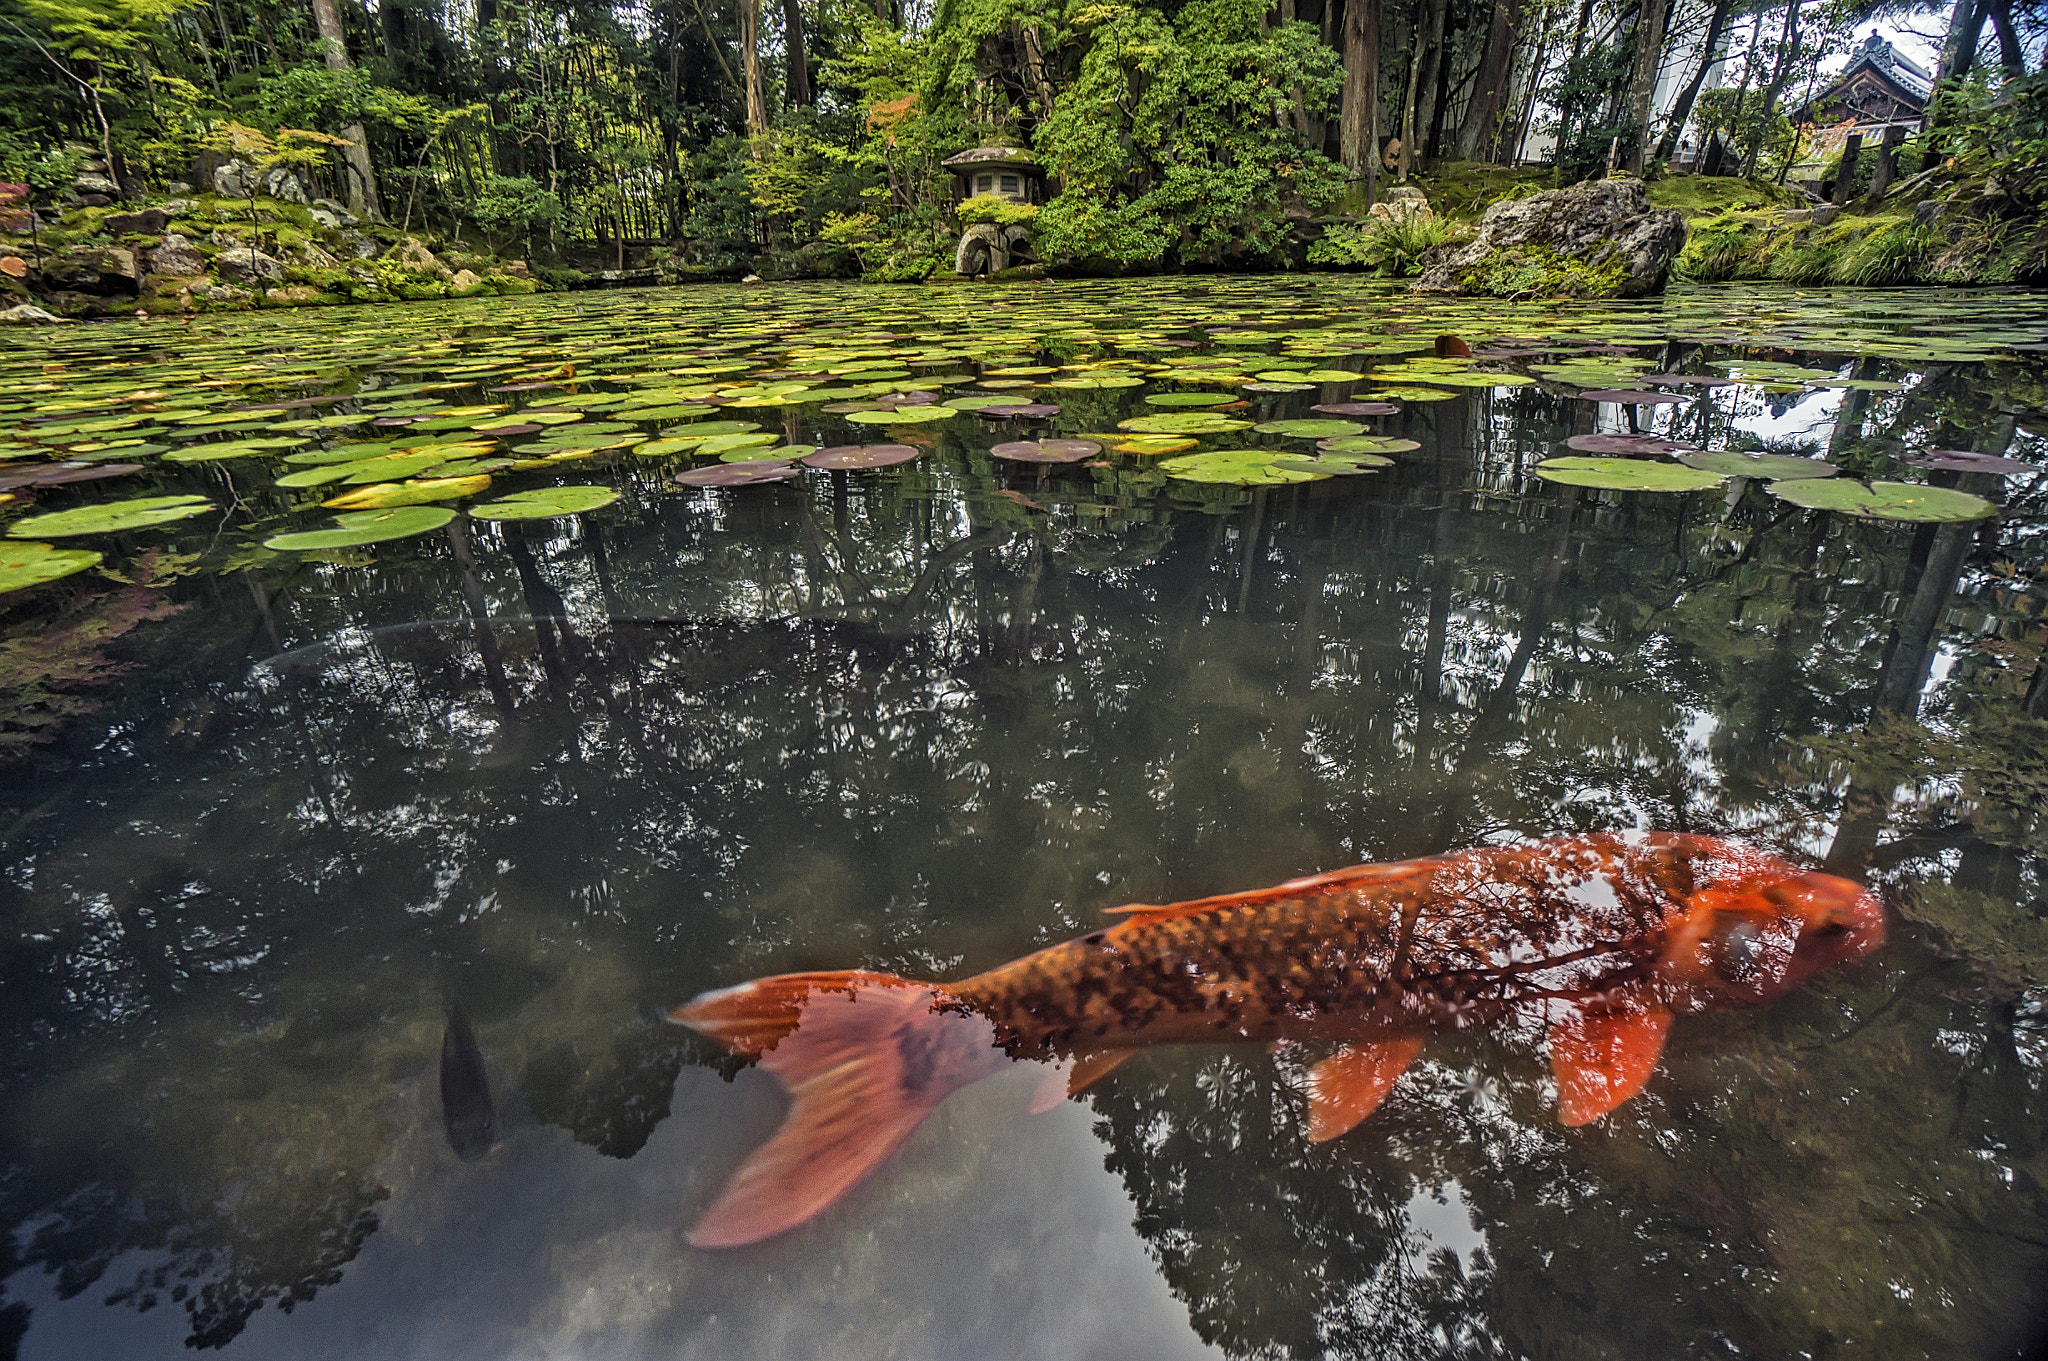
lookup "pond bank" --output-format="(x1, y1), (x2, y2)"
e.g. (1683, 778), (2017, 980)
(5, 163), (2044, 322)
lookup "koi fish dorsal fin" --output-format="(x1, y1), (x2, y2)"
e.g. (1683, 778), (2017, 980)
(1104, 861), (1428, 924)
(1028, 1049), (1136, 1114)
(669, 971), (1008, 1247)
(1303, 1035), (1427, 1142)
(1549, 1007), (1673, 1127)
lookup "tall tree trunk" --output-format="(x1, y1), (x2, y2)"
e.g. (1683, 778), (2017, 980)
(1653, 0), (1733, 162)
(309, 0), (382, 218)
(1983, 0), (2023, 75)
(1509, 26), (1551, 162)
(1457, 0), (1523, 160)
(1399, 0), (1446, 179)
(741, 0), (769, 139)
(1744, 0), (1801, 174)
(1623, 0), (1671, 171)
(1340, 0), (1381, 203)
(782, 0), (812, 105)
(1925, 0), (1983, 131)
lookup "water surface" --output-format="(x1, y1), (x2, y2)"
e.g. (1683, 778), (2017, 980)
(1, 279), (2045, 1360)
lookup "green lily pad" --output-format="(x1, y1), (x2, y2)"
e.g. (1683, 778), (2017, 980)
(263, 506), (456, 550)
(7, 495), (216, 538)
(1319, 436), (1421, 454)
(469, 486), (621, 520)
(1679, 452), (1839, 480)
(1144, 392), (1238, 407)
(1764, 479), (1999, 521)
(1253, 419), (1366, 438)
(1118, 413), (1253, 435)
(0, 540), (102, 593)
(1368, 386), (1460, 402)
(1532, 458), (1725, 491)
(1159, 450), (1330, 486)
(845, 406), (957, 425)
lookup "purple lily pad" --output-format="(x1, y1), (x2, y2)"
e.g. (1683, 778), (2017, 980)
(1564, 433), (1696, 456)
(372, 416), (418, 428)
(992, 439), (1100, 464)
(477, 422), (543, 438)
(1635, 374), (1737, 387)
(822, 401), (889, 414)
(0, 462), (145, 492)
(1311, 402), (1399, 417)
(673, 461), (800, 487)
(875, 391), (938, 407)
(1897, 449), (2044, 475)
(978, 403), (1061, 419)
(1577, 389), (1687, 405)
(802, 444), (922, 469)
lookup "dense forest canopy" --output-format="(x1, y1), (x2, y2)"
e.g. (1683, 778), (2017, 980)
(0, 0), (2044, 275)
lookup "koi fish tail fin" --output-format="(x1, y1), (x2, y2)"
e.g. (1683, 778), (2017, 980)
(668, 970), (1006, 1248)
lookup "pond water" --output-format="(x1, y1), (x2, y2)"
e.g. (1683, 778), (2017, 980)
(0, 278), (2046, 1360)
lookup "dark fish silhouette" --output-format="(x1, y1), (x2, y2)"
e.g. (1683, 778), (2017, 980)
(440, 1005), (498, 1161)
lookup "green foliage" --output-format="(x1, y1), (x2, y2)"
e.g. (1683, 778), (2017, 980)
(1307, 215), (1461, 276)
(1031, 0), (1343, 269)
(954, 194), (1035, 227)
(1924, 69), (2048, 203)
(466, 175), (563, 252)
(1691, 88), (1795, 175)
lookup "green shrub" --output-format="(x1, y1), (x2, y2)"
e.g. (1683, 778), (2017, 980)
(955, 195), (1037, 227)
(1307, 215), (1462, 276)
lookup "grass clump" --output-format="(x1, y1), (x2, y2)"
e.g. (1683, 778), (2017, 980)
(1457, 243), (1628, 297)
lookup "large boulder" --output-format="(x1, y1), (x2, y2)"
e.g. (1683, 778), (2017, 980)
(215, 247), (284, 284)
(391, 237), (452, 276)
(37, 247), (138, 295)
(104, 208), (170, 236)
(1413, 176), (1685, 298)
(145, 235), (207, 277)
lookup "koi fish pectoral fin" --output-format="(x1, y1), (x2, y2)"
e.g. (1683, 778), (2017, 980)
(1303, 1035), (1427, 1143)
(1027, 1050), (1136, 1114)
(1549, 1007), (1673, 1127)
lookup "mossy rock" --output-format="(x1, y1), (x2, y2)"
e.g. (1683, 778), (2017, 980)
(1456, 243), (1631, 298)
(484, 274), (539, 295)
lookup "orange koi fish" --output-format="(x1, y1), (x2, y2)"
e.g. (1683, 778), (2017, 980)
(670, 832), (1883, 1247)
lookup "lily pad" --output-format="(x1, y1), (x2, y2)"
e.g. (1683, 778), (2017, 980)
(321, 476), (494, 509)
(1145, 392), (1238, 407)
(264, 507), (455, 550)
(0, 463), (144, 491)
(1159, 450), (1329, 486)
(802, 444), (922, 469)
(1119, 413), (1253, 435)
(470, 486), (621, 519)
(7, 495), (216, 538)
(0, 540), (102, 593)
(1765, 479), (1999, 522)
(674, 461), (801, 487)
(1565, 434), (1696, 456)
(1576, 389), (1687, 405)
(1254, 419), (1365, 438)
(1319, 436), (1420, 455)
(975, 403), (1062, 419)
(1310, 402), (1399, 417)
(992, 439), (1100, 464)
(846, 407), (957, 425)
(1897, 449), (2042, 475)
(1531, 458), (1724, 491)
(1272, 454), (1390, 475)
(1678, 452), (1838, 480)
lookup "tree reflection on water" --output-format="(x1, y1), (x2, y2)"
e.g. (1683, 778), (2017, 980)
(0, 369), (2043, 1357)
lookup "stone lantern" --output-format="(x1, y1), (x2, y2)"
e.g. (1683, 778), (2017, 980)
(943, 146), (1045, 275)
